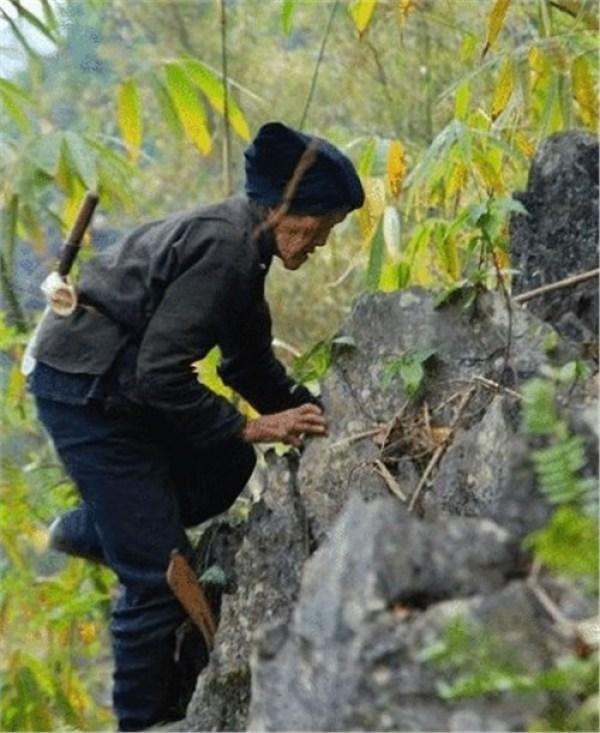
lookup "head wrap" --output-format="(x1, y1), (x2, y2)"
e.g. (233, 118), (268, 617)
(244, 121), (365, 215)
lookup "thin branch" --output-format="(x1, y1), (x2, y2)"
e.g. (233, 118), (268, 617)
(514, 268), (600, 303)
(408, 387), (476, 512)
(298, 0), (340, 131)
(473, 375), (522, 400)
(220, 0), (232, 196)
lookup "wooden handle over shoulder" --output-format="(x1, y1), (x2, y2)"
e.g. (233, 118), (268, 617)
(57, 192), (99, 277)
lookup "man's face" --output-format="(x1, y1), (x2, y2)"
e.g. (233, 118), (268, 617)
(271, 209), (348, 270)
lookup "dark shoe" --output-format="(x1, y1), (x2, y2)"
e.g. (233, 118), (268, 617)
(48, 508), (106, 565)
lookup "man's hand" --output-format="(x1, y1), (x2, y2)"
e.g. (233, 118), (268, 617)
(240, 403), (327, 447)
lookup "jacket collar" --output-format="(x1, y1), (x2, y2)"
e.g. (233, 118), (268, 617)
(246, 198), (276, 270)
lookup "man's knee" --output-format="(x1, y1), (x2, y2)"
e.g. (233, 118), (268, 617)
(232, 439), (257, 485)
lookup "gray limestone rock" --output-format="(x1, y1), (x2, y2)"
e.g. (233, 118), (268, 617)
(248, 496), (564, 732)
(184, 453), (309, 731)
(510, 130), (599, 345)
(298, 287), (579, 542)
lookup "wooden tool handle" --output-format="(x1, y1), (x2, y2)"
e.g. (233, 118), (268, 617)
(167, 550), (217, 650)
(57, 191), (99, 277)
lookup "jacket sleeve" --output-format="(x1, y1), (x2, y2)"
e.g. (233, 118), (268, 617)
(217, 297), (322, 415)
(135, 243), (246, 448)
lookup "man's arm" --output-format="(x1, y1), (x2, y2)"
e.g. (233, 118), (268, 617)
(217, 299), (322, 415)
(135, 245), (247, 448)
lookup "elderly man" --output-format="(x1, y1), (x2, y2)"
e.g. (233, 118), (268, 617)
(27, 121), (364, 730)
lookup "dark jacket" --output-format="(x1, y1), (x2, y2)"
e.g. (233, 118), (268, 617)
(30, 196), (318, 447)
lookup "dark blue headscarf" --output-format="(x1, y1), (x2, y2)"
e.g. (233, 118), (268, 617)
(244, 122), (365, 215)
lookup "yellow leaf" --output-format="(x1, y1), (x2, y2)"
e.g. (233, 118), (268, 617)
(513, 131), (535, 158)
(117, 79), (143, 163)
(482, 0), (512, 59)
(26, 526), (48, 553)
(386, 140), (407, 198)
(165, 63), (212, 155)
(492, 246), (510, 272)
(349, 0), (377, 36)
(78, 621), (97, 644)
(397, 0), (415, 24)
(572, 55), (598, 131)
(446, 163), (467, 200)
(357, 177), (385, 241)
(62, 179), (87, 238)
(474, 156), (504, 194)
(491, 57), (513, 121)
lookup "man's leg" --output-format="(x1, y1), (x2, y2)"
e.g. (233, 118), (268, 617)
(35, 396), (194, 731)
(48, 504), (106, 564)
(165, 435), (257, 528)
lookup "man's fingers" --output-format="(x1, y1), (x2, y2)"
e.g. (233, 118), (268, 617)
(298, 403), (323, 415)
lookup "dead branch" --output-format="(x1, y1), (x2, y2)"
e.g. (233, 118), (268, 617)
(514, 268), (599, 304)
(373, 459), (407, 502)
(408, 386), (476, 512)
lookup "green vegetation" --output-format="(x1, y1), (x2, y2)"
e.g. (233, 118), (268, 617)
(0, 0), (597, 728)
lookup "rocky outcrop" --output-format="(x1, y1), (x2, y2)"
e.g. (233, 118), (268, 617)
(248, 498), (577, 732)
(183, 285), (596, 732)
(183, 132), (598, 732)
(511, 130), (599, 346)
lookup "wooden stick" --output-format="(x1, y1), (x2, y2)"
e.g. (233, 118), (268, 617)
(408, 387), (476, 512)
(514, 268), (599, 303)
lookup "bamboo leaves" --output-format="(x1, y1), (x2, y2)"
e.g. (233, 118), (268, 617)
(180, 59), (251, 141)
(165, 63), (212, 155)
(114, 60), (252, 159)
(571, 55), (598, 130)
(482, 0), (512, 59)
(282, 0), (297, 34)
(386, 140), (407, 198)
(0, 79), (32, 133)
(117, 80), (143, 163)
(491, 57), (513, 120)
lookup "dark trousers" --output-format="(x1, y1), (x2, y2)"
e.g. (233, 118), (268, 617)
(35, 396), (256, 731)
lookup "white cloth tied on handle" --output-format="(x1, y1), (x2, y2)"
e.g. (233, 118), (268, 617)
(41, 271), (78, 317)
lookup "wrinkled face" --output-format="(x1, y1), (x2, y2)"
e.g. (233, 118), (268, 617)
(271, 209), (348, 270)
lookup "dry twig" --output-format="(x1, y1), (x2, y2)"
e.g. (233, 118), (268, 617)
(408, 387), (476, 512)
(514, 268), (599, 304)
(373, 459), (407, 502)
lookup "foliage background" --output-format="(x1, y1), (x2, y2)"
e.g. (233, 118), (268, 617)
(0, 0), (597, 729)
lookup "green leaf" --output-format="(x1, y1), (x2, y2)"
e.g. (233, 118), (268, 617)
(524, 506), (598, 584)
(64, 132), (98, 190)
(357, 138), (377, 177)
(366, 218), (385, 290)
(10, 1), (58, 44)
(150, 73), (184, 140)
(0, 82), (31, 133)
(1, 193), (19, 277)
(515, 53), (531, 117)
(282, 0), (296, 34)
(117, 79), (143, 163)
(382, 348), (436, 398)
(292, 340), (332, 383)
(40, 0), (59, 35)
(455, 80), (471, 121)
(164, 63), (212, 155)
(180, 59), (250, 141)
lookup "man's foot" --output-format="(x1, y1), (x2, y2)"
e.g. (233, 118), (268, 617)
(48, 508), (106, 565)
